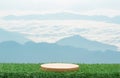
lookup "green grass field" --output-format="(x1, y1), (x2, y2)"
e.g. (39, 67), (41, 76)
(0, 64), (120, 78)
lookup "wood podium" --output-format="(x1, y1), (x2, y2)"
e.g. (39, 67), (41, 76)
(41, 63), (79, 72)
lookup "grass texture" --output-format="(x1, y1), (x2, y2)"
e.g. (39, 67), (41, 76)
(0, 64), (119, 78)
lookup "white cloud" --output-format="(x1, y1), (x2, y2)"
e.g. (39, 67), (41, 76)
(80, 9), (120, 17)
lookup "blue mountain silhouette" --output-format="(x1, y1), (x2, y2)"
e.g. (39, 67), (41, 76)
(0, 40), (120, 63)
(56, 35), (117, 51)
(0, 29), (30, 44)
(3, 12), (120, 24)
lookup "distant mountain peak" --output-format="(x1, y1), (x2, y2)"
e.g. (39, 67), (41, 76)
(56, 35), (117, 51)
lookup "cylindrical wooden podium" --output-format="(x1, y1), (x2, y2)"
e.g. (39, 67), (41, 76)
(41, 63), (79, 72)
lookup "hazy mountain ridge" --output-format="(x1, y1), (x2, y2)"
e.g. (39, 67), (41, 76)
(3, 12), (120, 24)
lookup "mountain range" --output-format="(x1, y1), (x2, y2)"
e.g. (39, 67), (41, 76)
(0, 41), (120, 63)
(3, 12), (120, 24)
(0, 29), (120, 63)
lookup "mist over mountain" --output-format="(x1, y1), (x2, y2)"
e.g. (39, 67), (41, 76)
(0, 29), (30, 44)
(3, 12), (120, 24)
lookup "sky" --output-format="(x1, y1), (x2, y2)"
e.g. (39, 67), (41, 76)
(0, 0), (120, 49)
(0, 0), (120, 17)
